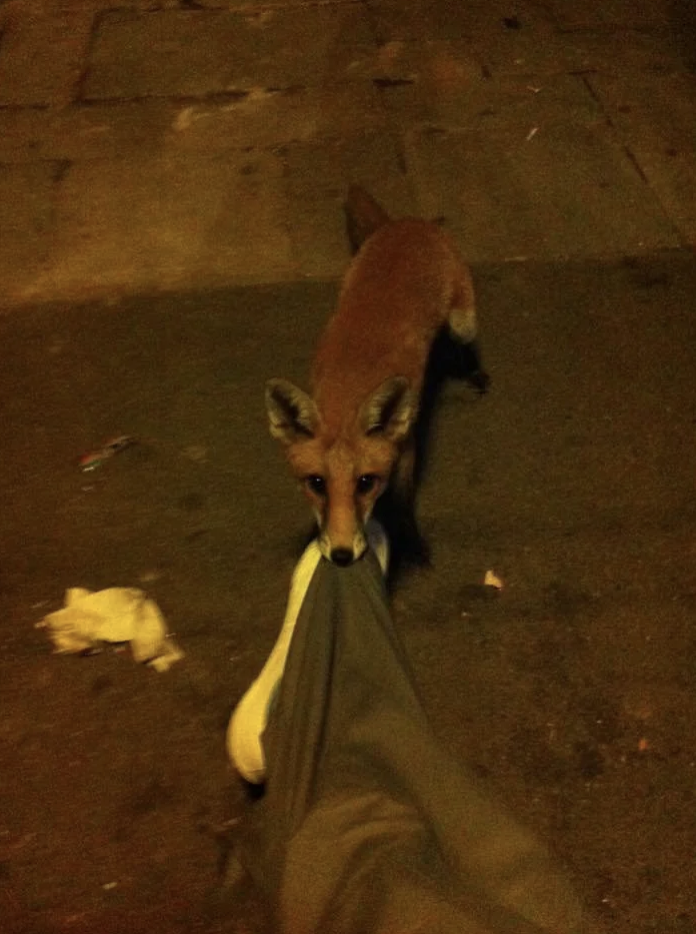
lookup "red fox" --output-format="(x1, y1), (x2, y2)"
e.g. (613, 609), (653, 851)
(266, 185), (484, 566)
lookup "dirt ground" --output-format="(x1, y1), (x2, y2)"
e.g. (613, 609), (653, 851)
(1, 252), (696, 933)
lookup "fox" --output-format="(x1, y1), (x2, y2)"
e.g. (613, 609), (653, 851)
(265, 185), (486, 567)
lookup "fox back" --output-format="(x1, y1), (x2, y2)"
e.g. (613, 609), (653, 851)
(266, 186), (480, 566)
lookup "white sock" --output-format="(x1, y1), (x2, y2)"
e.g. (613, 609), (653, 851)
(227, 521), (389, 783)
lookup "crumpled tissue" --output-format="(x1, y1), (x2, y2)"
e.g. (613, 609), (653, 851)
(36, 587), (184, 673)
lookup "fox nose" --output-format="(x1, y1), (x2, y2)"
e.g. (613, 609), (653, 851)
(330, 547), (354, 567)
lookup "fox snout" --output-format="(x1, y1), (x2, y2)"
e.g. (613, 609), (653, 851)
(317, 516), (369, 566)
(329, 549), (355, 566)
(308, 472), (380, 566)
(323, 541), (364, 566)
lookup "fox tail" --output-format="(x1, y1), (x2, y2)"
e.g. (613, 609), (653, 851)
(344, 184), (391, 253)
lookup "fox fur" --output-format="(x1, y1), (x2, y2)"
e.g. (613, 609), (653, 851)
(266, 185), (483, 566)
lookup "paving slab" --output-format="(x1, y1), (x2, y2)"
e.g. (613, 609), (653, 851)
(542, 0), (677, 30)
(365, 0), (687, 76)
(0, 161), (55, 289)
(166, 82), (387, 154)
(588, 70), (696, 153)
(379, 64), (599, 132)
(42, 99), (182, 163)
(471, 23), (688, 78)
(0, 0), (93, 106)
(367, 0), (568, 73)
(0, 107), (59, 164)
(587, 70), (696, 246)
(405, 99), (682, 262)
(369, 39), (484, 121)
(82, 5), (375, 100)
(624, 149), (696, 248)
(0, 0), (695, 306)
(12, 150), (292, 304)
(283, 130), (414, 278)
(365, 0), (553, 42)
(0, 85), (388, 165)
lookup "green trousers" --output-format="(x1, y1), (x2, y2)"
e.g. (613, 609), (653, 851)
(232, 551), (597, 934)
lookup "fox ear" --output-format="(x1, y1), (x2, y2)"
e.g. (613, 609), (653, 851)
(265, 378), (319, 444)
(360, 376), (416, 442)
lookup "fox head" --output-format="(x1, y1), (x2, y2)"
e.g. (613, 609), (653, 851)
(265, 376), (416, 565)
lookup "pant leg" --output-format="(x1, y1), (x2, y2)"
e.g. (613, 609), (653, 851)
(235, 551), (597, 934)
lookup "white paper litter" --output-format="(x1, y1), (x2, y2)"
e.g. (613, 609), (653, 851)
(36, 587), (184, 672)
(484, 570), (503, 590)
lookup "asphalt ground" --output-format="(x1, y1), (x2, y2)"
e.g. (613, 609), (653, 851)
(2, 252), (696, 932)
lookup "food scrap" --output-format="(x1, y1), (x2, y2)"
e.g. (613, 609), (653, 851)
(36, 586), (184, 672)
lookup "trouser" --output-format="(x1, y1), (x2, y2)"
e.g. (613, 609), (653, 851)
(227, 538), (596, 934)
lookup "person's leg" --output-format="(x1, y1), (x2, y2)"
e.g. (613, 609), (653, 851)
(227, 520), (389, 783)
(229, 532), (595, 934)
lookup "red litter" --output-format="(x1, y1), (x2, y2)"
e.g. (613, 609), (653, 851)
(78, 435), (135, 472)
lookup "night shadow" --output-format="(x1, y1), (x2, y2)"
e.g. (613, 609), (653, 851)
(376, 327), (489, 582)
(670, 0), (696, 71)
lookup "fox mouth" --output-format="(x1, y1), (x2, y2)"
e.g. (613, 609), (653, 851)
(318, 534), (368, 566)
(329, 547), (356, 567)
(315, 520), (390, 571)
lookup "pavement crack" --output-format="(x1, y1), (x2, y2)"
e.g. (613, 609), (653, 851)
(621, 145), (649, 185)
(372, 77), (416, 89)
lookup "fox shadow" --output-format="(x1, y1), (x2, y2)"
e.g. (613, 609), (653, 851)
(375, 328), (489, 582)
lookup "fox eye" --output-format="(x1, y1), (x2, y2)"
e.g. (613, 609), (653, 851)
(305, 475), (326, 496)
(356, 474), (379, 495)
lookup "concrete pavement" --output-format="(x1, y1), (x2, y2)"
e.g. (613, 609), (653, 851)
(1, 0), (695, 305)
